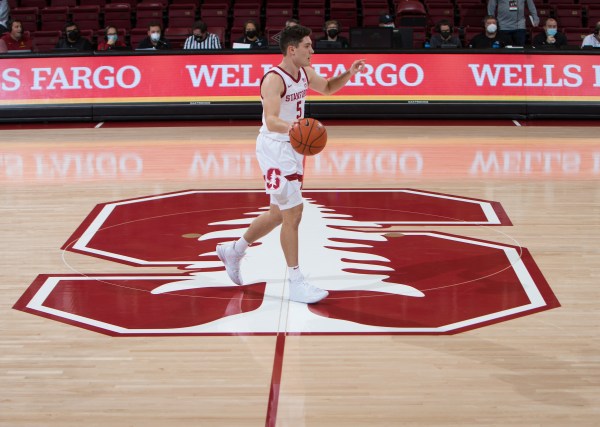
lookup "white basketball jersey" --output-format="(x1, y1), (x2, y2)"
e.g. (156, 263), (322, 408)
(259, 66), (309, 142)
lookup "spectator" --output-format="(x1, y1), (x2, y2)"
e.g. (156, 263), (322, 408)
(379, 13), (406, 48)
(0, 20), (32, 52)
(96, 25), (128, 51)
(55, 22), (93, 51)
(317, 20), (349, 48)
(137, 22), (170, 50)
(0, 0), (9, 35)
(379, 13), (395, 28)
(488, 0), (539, 46)
(235, 19), (268, 48)
(532, 18), (567, 48)
(183, 20), (221, 50)
(469, 15), (512, 48)
(285, 18), (300, 28)
(429, 19), (462, 48)
(581, 21), (600, 48)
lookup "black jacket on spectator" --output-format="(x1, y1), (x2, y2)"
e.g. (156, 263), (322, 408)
(137, 37), (171, 50)
(55, 36), (93, 51)
(532, 31), (568, 48)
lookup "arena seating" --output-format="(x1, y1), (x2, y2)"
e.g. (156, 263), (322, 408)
(7, 0), (600, 50)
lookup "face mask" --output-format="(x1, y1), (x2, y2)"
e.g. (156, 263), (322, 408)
(107, 34), (118, 43)
(194, 34), (206, 43)
(441, 31), (451, 38)
(67, 30), (79, 40)
(245, 30), (257, 39)
(486, 24), (497, 33)
(546, 28), (557, 37)
(150, 33), (161, 42)
(327, 29), (339, 38)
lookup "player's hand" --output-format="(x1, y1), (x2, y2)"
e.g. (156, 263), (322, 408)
(287, 121), (298, 134)
(349, 59), (366, 76)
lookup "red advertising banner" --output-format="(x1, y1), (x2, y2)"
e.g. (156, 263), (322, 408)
(1, 53), (600, 105)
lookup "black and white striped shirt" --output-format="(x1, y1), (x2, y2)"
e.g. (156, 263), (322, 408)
(183, 33), (222, 50)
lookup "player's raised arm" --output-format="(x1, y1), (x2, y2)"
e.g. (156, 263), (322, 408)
(305, 59), (366, 96)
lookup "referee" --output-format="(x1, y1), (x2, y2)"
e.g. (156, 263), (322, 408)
(183, 20), (222, 50)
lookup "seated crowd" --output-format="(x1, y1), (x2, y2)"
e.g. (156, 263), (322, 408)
(1, 10), (600, 54)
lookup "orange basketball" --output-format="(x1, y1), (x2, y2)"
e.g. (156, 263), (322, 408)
(289, 118), (328, 156)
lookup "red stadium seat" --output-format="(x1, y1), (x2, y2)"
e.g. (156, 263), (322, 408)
(110, 0), (138, 7)
(79, 28), (94, 44)
(535, 7), (555, 25)
(301, 0), (325, 6)
(200, 3), (229, 28)
(555, 7), (583, 28)
(298, 7), (325, 31)
(586, 5), (600, 27)
(71, 5), (102, 31)
(362, 4), (391, 27)
(50, 0), (75, 7)
(563, 27), (588, 46)
(232, 5), (261, 28)
(266, 0), (294, 6)
(395, 0), (428, 27)
(40, 6), (69, 31)
(136, 3), (165, 29)
(168, 4), (197, 29)
(164, 27), (189, 49)
(545, 0), (575, 5)
(464, 26), (482, 46)
(171, 0), (199, 5)
(32, 30), (61, 52)
(130, 27), (149, 47)
(330, 0), (358, 28)
(427, 3), (454, 19)
(140, 0), (169, 7)
(79, 0), (106, 7)
(104, 3), (133, 31)
(265, 7), (293, 29)
(229, 27), (244, 43)
(210, 26), (225, 45)
(9, 7), (39, 33)
(400, 26), (426, 47)
(457, 3), (487, 28)
(19, 0), (47, 9)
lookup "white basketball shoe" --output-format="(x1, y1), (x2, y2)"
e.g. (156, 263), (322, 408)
(216, 242), (244, 285)
(289, 279), (329, 304)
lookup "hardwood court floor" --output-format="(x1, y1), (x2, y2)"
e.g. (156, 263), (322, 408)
(1, 122), (599, 426)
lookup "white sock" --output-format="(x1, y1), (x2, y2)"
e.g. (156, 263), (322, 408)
(288, 266), (303, 282)
(233, 237), (249, 255)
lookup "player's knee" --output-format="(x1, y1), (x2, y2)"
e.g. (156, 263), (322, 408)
(271, 211), (283, 226)
(282, 205), (303, 228)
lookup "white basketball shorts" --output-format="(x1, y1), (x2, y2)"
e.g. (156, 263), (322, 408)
(256, 133), (304, 210)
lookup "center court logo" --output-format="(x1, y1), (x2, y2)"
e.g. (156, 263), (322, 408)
(13, 189), (559, 336)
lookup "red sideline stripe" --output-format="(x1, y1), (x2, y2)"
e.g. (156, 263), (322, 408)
(265, 333), (286, 427)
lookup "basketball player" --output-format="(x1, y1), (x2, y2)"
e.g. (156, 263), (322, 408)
(217, 25), (365, 304)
